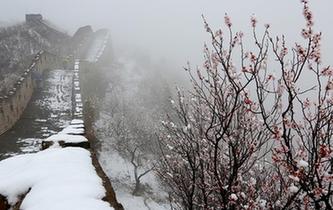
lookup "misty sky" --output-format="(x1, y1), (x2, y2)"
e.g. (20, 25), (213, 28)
(1, 0), (332, 67)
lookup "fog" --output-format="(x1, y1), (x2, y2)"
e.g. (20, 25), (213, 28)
(1, 1), (333, 208)
(1, 0), (332, 68)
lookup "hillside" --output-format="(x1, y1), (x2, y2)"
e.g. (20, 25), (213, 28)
(0, 19), (69, 94)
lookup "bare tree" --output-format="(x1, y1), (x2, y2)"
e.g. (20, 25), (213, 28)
(101, 61), (171, 196)
(106, 97), (157, 196)
(129, 145), (155, 196)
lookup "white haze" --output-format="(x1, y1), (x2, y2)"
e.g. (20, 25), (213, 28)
(0, 0), (332, 69)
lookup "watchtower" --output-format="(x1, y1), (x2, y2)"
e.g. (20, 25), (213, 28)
(25, 14), (43, 24)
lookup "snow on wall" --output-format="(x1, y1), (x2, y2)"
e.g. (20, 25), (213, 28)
(86, 32), (109, 63)
(73, 60), (83, 119)
(0, 147), (114, 210)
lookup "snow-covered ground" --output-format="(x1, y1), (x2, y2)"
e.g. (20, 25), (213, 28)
(98, 136), (170, 210)
(0, 147), (113, 210)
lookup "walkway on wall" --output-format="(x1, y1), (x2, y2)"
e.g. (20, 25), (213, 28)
(0, 69), (74, 160)
(86, 30), (109, 62)
(0, 31), (110, 160)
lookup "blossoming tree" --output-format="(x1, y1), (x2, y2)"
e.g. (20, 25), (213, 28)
(158, 0), (333, 209)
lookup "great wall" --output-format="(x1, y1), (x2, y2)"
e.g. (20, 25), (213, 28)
(0, 14), (123, 210)
(0, 51), (62, 136)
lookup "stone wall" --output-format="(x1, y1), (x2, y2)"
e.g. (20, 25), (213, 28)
(0, 51), (62, 135)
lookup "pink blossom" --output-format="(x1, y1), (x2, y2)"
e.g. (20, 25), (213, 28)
(224, 14), (232, 27)
(266, 74), (275, 82)
(280, 47), (288, 58)
(244, 98), (252, 105)
(326, 81), (333, 90)
(295, 44), (306, 58)
(251, 16), (257, 28)
(250, 52), (256, 63)
(302, 1), (314, 27)
(321, 66), (333, 77)
(303, 98), (311, 108)
(215, 29), (223, 38)
(319, 145), (331, 158)
(301, 28), (311, 39)
(273, 127), (282, 140)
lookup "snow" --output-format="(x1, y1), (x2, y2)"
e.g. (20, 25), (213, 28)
(67, 124), (84, 129)
(71, 119), (84, 125)
(59, 125), (85, 135)
(42, 70), (73, 114)
(76, 107), (83, 113)
(297, 159), (309, 168)
(98, 142), (170, 210)
(289, 175), (300, 182)
(259, 199), (267, 208)
(249, 177), (256, 185)
(288, 184), (299, 193)
(74, 112), (83, 117)
(230, 193), (238, 201)
(0, 147), (113, 210)
(33, 69), (73, 128)
(35, 119), (47, 123)
(45, 133), (88, 143)
(116, 191), (170, 210)
(18, 138), (42, 153)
